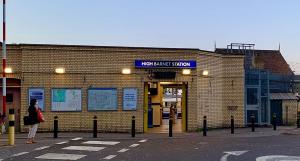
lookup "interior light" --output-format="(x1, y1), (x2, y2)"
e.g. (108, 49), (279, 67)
(122, 68), (131, 74)
(55, 68), (65, 74)
(4, 67), (12, 73)
(182, 69), (191, 75)
(202, 70), (209, 76)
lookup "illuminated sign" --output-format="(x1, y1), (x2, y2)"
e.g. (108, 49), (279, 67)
(135, 60), (196, 68)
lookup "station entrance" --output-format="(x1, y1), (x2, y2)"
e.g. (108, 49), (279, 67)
(144, 82), (187, 133)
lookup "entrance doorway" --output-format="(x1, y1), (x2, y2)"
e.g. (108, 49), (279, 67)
(144, 82), (187, 133)
(0, 78), (21, 132)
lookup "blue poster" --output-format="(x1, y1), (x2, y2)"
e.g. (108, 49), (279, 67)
(29, 88), (45, 111)
(123, 88), (138, 110)
(88, 88), (118, 111)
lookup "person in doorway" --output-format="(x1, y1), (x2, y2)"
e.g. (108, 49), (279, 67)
(26, 99), (40, 144)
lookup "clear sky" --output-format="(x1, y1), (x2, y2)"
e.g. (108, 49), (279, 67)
(3, 0), (300, 73)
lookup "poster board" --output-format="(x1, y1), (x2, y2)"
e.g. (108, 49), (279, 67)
(51, 89), (82, 111)
(123, 88), (138, 110)
(88, 88), (118, 111)
(28, 88), (45, 111)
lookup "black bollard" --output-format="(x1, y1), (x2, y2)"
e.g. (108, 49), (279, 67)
(203, 116), (207, 136)
(54, 116), (58, 138)
(297, 118), (300, 128)
(251, 115), (255, 132)
(272, 113), (277, 131)
(231, 115), (234, 134)
(93, 116), (97, 138)
(132, 116), (135, 138)
(169, 119), (173, 137)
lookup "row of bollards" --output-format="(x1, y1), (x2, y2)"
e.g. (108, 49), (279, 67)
(200, 114), (279, 137)
(53, 115), (137, 138)
(52, 114), (282, 139)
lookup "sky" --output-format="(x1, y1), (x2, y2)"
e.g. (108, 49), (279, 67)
(3, 0), (300, 73)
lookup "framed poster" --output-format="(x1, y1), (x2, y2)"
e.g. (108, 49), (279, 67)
(51, 89), (82, 111)
(88, 88), (118, 111)
(123, 88), (138, 110)
(28, 88), (45, 111)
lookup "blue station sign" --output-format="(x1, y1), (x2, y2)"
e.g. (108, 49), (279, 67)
(135, 60), (197, 69)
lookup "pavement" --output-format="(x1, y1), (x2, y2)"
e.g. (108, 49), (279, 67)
(0, 126), (299, 161)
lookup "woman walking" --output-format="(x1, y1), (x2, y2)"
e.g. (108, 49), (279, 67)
(26, 99), (40, 144)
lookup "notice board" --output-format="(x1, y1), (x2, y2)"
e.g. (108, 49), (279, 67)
(51, 89), (82, 111)
(123, 88), (138, 110)
(88, 88), (118, 111)
(28, 88), (45, 111)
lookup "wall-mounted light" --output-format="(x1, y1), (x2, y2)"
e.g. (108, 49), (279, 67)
(202, 70), (209, 76)
(55, 68), (65, 74)
(122, 68), (131, 74)
(182, 69), (191, 75)
(4, 67), (12, 73)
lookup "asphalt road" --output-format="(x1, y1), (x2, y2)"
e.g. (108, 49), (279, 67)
(0, 132), (300, 161)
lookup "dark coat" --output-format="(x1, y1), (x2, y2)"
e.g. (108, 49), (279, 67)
(28, 106), (39, 125)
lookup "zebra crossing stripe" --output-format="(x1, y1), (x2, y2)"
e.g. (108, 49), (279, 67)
(11, 152), (29, 157)
(83, 141), (120, 145)
(118, 148), (129, 153)
(71, 137), (82, 141)
(103, 155), (117, 160)
(139, 139), (147, 143)
(56, 141), (68, 145)
(62, 146), (105, 152)
(34, 146), (50, 151)
(36, 153), (86, 160)
(129, 144), (139, 148)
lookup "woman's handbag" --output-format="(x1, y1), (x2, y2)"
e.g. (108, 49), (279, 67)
(37, 109), (45, 122)
(23, 116), (31, 125)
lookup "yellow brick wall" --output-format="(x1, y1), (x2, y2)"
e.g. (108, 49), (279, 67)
(222, 56), (245, 127)
(282, 100), (298, 125)
(2, 44), (246, 132)
(197, 53), (245, 128)
(19, 45), (199, 132)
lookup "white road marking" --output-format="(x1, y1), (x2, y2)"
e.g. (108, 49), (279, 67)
(118, 148), (129, 153)
(220, 151), (248, 161)
(62, 146), (105, 152)
(36, 153), (86, 160)
(129, 144), (139, 148)
(34, 146), (50, 151)
(0, 159), (3, 161)
(56, 141), (68, 145)
(256, 155), (300, 161)
(139, 139), (147, 143)
(11, 152), (29, 157)
(103, 155), (117, 160)
(83, 141), (120, 145)
(71, 137), (82, 141)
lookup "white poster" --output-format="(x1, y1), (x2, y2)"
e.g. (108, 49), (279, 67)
(51, 89), (82, 111)
(123, 88), (138, 110)
(88, 88), (118, 111)
(29, 88), (45, 111)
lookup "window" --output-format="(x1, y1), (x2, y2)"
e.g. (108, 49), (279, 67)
(247, 88), (258, 105)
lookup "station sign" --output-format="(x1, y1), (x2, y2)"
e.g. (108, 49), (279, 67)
(135, 60), (196, 69)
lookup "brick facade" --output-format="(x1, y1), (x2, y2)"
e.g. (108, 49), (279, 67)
(1, 44), (245, 132)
